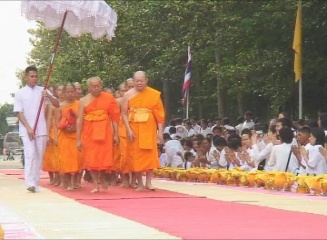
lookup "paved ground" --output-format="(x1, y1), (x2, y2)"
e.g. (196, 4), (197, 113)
(0, 155), (23, 169)
(1, 161), (327, 239)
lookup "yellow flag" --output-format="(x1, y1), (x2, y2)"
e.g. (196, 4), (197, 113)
(293, 1), (302, 82)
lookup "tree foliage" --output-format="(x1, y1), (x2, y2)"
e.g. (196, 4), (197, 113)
(0, 104), (14, 134)
(20, 0), (327, 122)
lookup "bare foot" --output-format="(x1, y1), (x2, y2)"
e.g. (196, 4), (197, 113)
(120, 182), (130, 188)
(66, 187), (74, 191)
(135, 186), (145, 192)
(90, 188), (99, 193)
(145, 184), (156, 191)
(130, 182), (138, 189)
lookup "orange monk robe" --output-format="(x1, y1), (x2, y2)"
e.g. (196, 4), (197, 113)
(112, 138), (121, 172)
(58, 100), (81, 173)
(127, 87), (165, 172)
(82, 92), (120, 171)
(43, 107), (59, 172)
(112, 117), (129, 173)
(118, 117), (129, 174)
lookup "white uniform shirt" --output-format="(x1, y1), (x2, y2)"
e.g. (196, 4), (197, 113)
(200, 127), (212, 137)
(187, 128), (196, 137)
(207, 146), (220, 169)
(165, 140), (184, 168)
(192, 124), (201, 134)
(268, 143), (299, 173)
(241, 120), (255, 132)
(304, 145), (327, 175)
(13, 86), (51, 137)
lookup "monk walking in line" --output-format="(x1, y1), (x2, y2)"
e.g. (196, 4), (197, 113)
(122, 71), (165, 191)
(57, 84), (81, 190)
(76, 77), (120, 193)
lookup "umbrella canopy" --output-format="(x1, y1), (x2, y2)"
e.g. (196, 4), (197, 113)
(20, 0), (118, 133)
(21, 0), (117, 40)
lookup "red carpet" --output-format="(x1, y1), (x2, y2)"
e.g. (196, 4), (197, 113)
(40, 179), (201, 200)
(2, 169), (327, 239)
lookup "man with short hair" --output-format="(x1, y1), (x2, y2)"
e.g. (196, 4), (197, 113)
(76, 77), (120, 193)
(122, 71), (165, 191)
(241, 111), (255, 132)
(14, 66), (59, 193)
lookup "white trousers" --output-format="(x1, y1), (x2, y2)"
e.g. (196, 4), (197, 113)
(22, 136), (47, 191)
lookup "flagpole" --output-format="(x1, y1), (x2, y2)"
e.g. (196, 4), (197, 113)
(299, 78), (302, 119)
(186, 90), (189, 119)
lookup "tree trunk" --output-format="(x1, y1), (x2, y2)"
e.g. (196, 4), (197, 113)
(198, 100), (203, 119)
(215, 48), (225, 117)
(163, 78), (170, 123)
(237, 92), (244, 116)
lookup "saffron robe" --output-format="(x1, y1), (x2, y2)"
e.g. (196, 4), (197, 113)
(58, 101), (80, 173)
(43, 106), (59, 172)
(127, 87), (165, 172)
(82, 92), (120, 171)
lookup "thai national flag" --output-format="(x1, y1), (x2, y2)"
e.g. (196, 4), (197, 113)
(182, 46), (191, 106)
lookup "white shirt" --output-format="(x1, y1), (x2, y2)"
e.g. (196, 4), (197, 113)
(192, 124), (201, 134)
(160, 153), (167, 167)
(241, 120), (255, 132)
(303, 145), (327, 175)
(207, 146), (220, 169)
(200, 127), (212, 137)
(164, 125), (173, 134)
(252, 142), (273, 170)
(13, 85), (51, 137)
(187, 128), (196, 137)
(165, 140), (184, 168)
(268, 143), (299, 173)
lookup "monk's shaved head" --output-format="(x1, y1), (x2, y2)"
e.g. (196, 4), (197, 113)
(133, 71), (148, 91)
(87, 76), (102, 87)
(74, 82), (82, 88)
(87, 77), (102, 97)
(133, 71), (147, 80)
(125, 78), (134, 90)
(118, 83), (125, 91)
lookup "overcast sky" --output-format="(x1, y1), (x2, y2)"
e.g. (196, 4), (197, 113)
(0, 1), (36, 105)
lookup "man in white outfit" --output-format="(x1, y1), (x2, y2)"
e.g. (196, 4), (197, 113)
(14, 66), (59, 193)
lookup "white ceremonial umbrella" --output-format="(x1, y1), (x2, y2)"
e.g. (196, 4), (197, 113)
(21, 0), (118, 131)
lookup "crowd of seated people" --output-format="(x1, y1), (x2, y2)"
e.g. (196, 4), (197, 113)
(160, 111), (327, 176)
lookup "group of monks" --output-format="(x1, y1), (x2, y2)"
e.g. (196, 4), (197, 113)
(42, 71), (165, 193)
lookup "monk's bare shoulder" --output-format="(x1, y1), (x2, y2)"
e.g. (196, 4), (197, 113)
(59, 101), (68, 110)
(115, 97), (123, 105)
(124, 88), (138, 101)
(79, 94), (92, 107)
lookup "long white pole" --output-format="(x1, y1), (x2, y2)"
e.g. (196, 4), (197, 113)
(299, 78), (303, 119)
(186, 90), (189, 119)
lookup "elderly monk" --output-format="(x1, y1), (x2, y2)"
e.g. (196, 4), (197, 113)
(122, 71), (165, 191)
(76, 77), (120, 193)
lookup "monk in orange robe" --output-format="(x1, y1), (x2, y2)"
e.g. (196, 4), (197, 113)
(122, 71), (165, 191)
(57, 84), (81, 190)
(43, 103), (60, 185)
(112, 81), (134, 188)
(76, 77), (120, 193)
